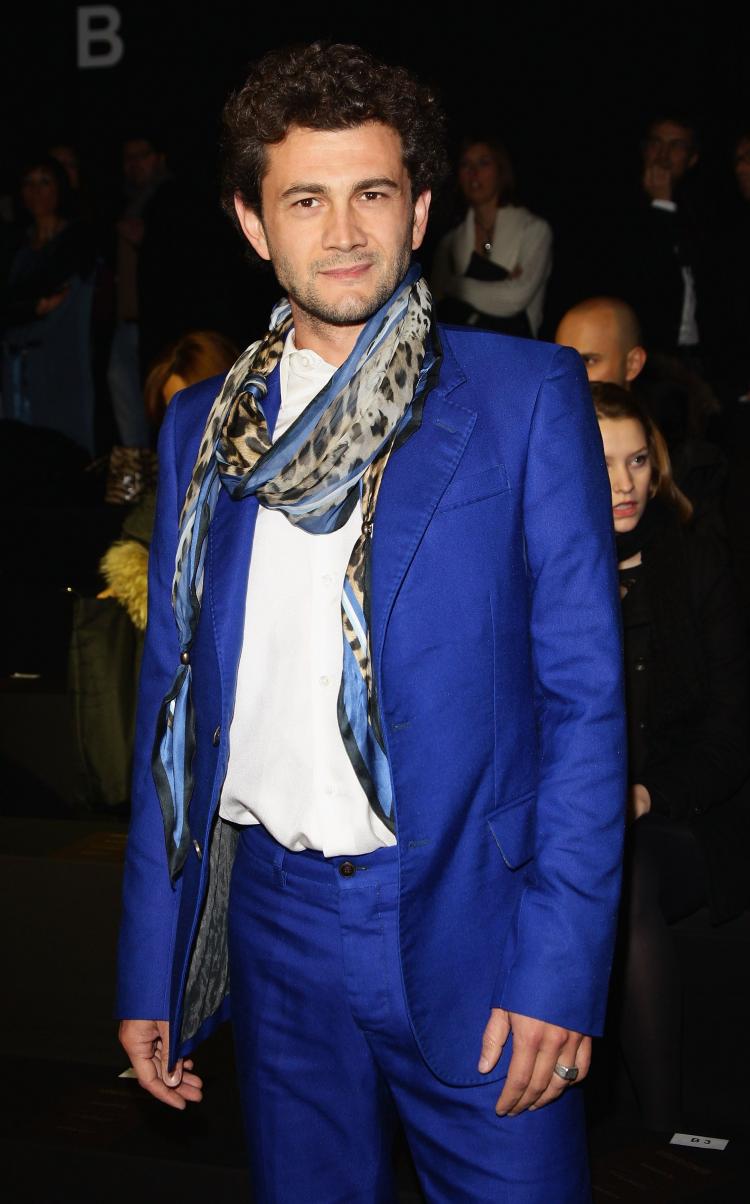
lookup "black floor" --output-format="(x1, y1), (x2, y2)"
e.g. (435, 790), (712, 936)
(1, 811), (747, 1203)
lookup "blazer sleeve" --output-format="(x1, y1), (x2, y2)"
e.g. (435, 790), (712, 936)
(115, 399), (183, 1020)
(495, 346), (627, 1036)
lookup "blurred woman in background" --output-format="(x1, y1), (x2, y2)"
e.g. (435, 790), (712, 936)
(431, 137), (552, 337)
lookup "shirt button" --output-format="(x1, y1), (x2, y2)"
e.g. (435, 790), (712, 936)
(322, 573), (334, 587)
(339, 861), (356, 877)
(325, 784), (334, 796)
(319, 675), (331, 687)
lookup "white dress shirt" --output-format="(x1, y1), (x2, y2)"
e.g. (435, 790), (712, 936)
(219, 332), (397, 855)
(651, 198), (700, 347)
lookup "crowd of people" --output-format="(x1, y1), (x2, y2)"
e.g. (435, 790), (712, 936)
(1, 98), (749, 1145)
(2, 114), (749, 456)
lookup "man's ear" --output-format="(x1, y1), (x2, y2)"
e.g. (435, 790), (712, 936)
(625, 345), (647, 383)
(234, 195), (271, 262)
(411, 189), (431, 251)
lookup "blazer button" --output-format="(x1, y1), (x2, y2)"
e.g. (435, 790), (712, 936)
(338, 861), (356, 877)
(212, 725), (221, 747)
(193, 839), (203, 860)
(634, 658), (646, 672)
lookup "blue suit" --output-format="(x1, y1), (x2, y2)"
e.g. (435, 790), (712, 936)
(117, 326), (625, 1191)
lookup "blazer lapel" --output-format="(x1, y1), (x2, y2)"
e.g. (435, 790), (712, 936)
(370, 336), (476, 673)
(207, 367), (281, 710)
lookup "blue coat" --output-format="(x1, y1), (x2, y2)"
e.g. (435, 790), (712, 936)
(116, 326), (626, 1084)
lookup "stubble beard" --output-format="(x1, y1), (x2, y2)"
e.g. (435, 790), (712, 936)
(271, 233), (414, 330)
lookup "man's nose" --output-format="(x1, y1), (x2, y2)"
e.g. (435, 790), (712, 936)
(322, 203), (366, 252)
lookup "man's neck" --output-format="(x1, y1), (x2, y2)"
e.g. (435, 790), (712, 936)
(289, 307), (363, 368)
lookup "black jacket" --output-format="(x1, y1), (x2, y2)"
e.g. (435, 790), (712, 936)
(622, 515), (750, 922)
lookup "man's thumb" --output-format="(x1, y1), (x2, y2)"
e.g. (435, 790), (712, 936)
(478, 1008), (510, 1073)
(158, 1025), (181, 1086)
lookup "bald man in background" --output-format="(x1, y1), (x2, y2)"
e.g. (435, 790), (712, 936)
(558, 296), (731, 546)
(556, 297), (646, 387)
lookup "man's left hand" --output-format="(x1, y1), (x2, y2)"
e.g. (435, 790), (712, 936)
(478, 1009), (591, 1116)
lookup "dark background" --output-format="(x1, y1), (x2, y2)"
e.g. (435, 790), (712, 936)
(4, 2), (750, 221)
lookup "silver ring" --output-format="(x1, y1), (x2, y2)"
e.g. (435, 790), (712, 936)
(553, 1062), (579, 1082)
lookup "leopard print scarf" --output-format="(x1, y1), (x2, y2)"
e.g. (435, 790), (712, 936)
(154, 265), (437, 880)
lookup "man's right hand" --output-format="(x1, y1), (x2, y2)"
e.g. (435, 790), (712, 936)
(119, 1019), (204, 1111)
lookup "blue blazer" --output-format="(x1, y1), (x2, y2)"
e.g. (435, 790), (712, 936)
(116, 327), (626, 1085)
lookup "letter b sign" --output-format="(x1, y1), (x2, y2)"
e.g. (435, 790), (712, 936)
(77, 6), (124, 68)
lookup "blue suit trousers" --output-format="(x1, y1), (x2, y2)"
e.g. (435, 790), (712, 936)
(228, 825), (592, 1204)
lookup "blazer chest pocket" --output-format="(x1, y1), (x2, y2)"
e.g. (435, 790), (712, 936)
(487, 794), (535, 869)
(437, 464), (511, 513)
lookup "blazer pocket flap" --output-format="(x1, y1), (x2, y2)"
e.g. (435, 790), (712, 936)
(487, 794), (536, 869)
(438, 464), (510, 512)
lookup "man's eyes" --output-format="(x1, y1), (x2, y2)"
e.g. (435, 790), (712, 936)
(292, 192), (388, 208)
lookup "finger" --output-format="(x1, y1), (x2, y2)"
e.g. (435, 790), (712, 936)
(174, 1077), (204, 1104)
(157, 1026), (182, 1088)
(137, 1055), (204, 1107)
(176, 1069), (204, 1092)
(576, 1036), (592, 1081)
(478, 1008), (510, 1073)
(161, 1057), (183, 1088)
(505, 1041), (562, 1116)
(130, 1050), (187, 1111)
(494, 1041), (538, 1115)
(529, 1034), (587, 1113)
(497, 1022), (574, 1116)
(140, 1076), (189, 1110)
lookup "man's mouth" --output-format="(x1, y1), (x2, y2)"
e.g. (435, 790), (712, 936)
(319, 262), (373, 281)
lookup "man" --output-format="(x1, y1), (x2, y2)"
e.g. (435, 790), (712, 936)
(616, 115), (706, 363)
(555, 296), (647, 386)
(118, 43), (625, 1202)
(108, 134), (170, 446)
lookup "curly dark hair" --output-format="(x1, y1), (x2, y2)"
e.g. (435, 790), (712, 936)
(220, 41), (447, 229)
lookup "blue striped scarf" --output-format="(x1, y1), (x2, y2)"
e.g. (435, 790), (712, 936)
(154, 266), (438, 879)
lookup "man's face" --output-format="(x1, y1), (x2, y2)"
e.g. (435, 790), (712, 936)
(735, 137), (750, 202)
(123, 139), (163, 190)
(642, 120), (697, 182)
(556, 308), (630, 385)
(234, 123), (430, 335)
